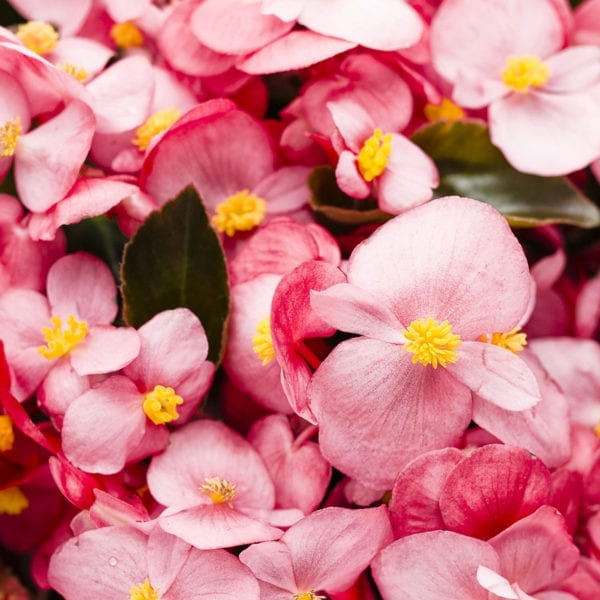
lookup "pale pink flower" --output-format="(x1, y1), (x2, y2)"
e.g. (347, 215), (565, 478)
(309, 197), (540, 488)
(430, 0), (600, 175)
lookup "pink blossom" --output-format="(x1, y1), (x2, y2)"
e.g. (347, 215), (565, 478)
(308, 197), (540, 488)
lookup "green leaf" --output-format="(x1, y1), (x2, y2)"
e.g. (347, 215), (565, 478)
(308, 166), (391, 231)
(121, 186), (229, 364)
(412, 120), (600, 228)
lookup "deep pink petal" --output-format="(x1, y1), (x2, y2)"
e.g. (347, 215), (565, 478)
(15, 100), (95, 213)
(439, 444), (552, 539)
(310, 338), (472, 489)
(372, 530), (499, 600)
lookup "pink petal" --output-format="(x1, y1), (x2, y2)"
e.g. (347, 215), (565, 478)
(438, 444), (552, 539)
(253, 166), (311, 214)
(237, 30), (355, 74)
(191, 0), (293, 55)
(51, 37), (113, 80)
(328, 99), (375, 152)
(15, 100), (95, 213)
(490, 91), (600, 176)
(372, 530), (499, 600)
(335, 149), (371, 199)
(544, 46), (600, 93)
(9, 0), (92, 36)
(448, 341), (540, 411)
(46, 252), (118, 324)
(239, 541), (297, 596)
(310, 338), (472, 489)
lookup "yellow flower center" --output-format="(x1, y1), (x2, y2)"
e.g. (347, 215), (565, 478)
(357, 128), (392, 182)
(294, 592), (326, 600)
(212, 190), (267, 237)
(110, 21), (144, 49)
(502, 55), (550, 93)
(132, 108), (182, 152)
(402, 318), (461, 369)
(479, 326), (527, 354)
(142, 385), (183, 425)
(200, 476), (236, 506)
(0, 487), (29, 515)
(252, 316), (275, 366)
(16, 21), (59, 55)
(38, 315), (89, 360)
(56, 62), (88, 82)
(130, 578), (159, 600)
(424, 98), (465, 123)
(0, 117), (22, 157)
(0, 415), (14, 452)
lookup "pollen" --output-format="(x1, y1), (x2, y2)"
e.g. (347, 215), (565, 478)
(0, 486), (29, 515)
(424, 98), (465, 123)
(479, 326), (527, 354)
(130, 578), (159, 600)
(132, 108), (182, 151)
(294, 592), (326, 600)
(110, 21), (144, 49)
(16, 21), (59, 55)
(357, 128), (392, 182)
(142, 385), (183, 426)
(402, 318), (461, 369)
(212, 190), (267, 236)
(502, 55), (550, 93)
(56, 62), (88, 82)
(38, 315), (89, 360)
(252, 316), (275, 366)
(0, 415), (14, 452)
(200, 476), (236, 506)
(0, 117), (22, 157)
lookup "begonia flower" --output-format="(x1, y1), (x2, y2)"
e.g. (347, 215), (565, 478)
(308, 197), (540, 488)
(147, 419), (299, 549)
(430, 0), (600, 175)
(0, 252), (139, 401)
(62, 308), (215, 474)
(240, 505), (393, 599)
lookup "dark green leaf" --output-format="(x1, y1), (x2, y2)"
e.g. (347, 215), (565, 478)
(121, 186), (229, 364)
(412, 120), (600, 228)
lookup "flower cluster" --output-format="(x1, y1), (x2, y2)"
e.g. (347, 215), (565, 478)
(1, 0), (600, 598)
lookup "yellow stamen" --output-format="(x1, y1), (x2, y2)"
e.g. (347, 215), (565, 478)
(502, 55), (550, 93)
(402, 318), (461, 369)
(357, 128), (392, 182)
(252, 316), (275, 366)
(0, 487), (29, 515)
(132, 108), (181, 152)
(142, 385), (183, 425)
(0, 117), (22, 157)
(294, 592), (326, 600)
(130, 578), (159, 600)
(0, 415), (14, 452)
(110, 21), (144, 49)
(200, 476), (236, 506)
(479, 326), (527, 354)
(56, 62), (88, 83)
(16, 21), (59, 55)
(212, 190), (267, 237)
(38, 315), (89, 360)
(424, 98), (465, 123)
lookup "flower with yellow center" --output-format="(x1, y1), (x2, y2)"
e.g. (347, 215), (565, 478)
(38, 315), (89, 360)
(357, 128), (393, 182)
(56, 63), (88, 83)
(130, 578), (159, 600)
(212, 190), (267, 236)
(402, 318), (461, 369)
(0, 117), (22, 157)
(200, 476), (236, 506)
(110, 21), (144, 48)
(252, 316), (275, 366)
(143, 385), (183, 425)
(0, 415), (14, 452)
(424, 98), (465, 123)
(479, 326), (527, 354)
(502, 55), (550, 93)
(132, 108), (182, 152)
(294, 592), (326, 600)
(0, 486), (29, 515)
(16, 21), (59, 55)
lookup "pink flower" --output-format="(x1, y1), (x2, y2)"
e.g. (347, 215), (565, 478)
(430, 0), (600, 175)
(308, 197), (540, 488)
